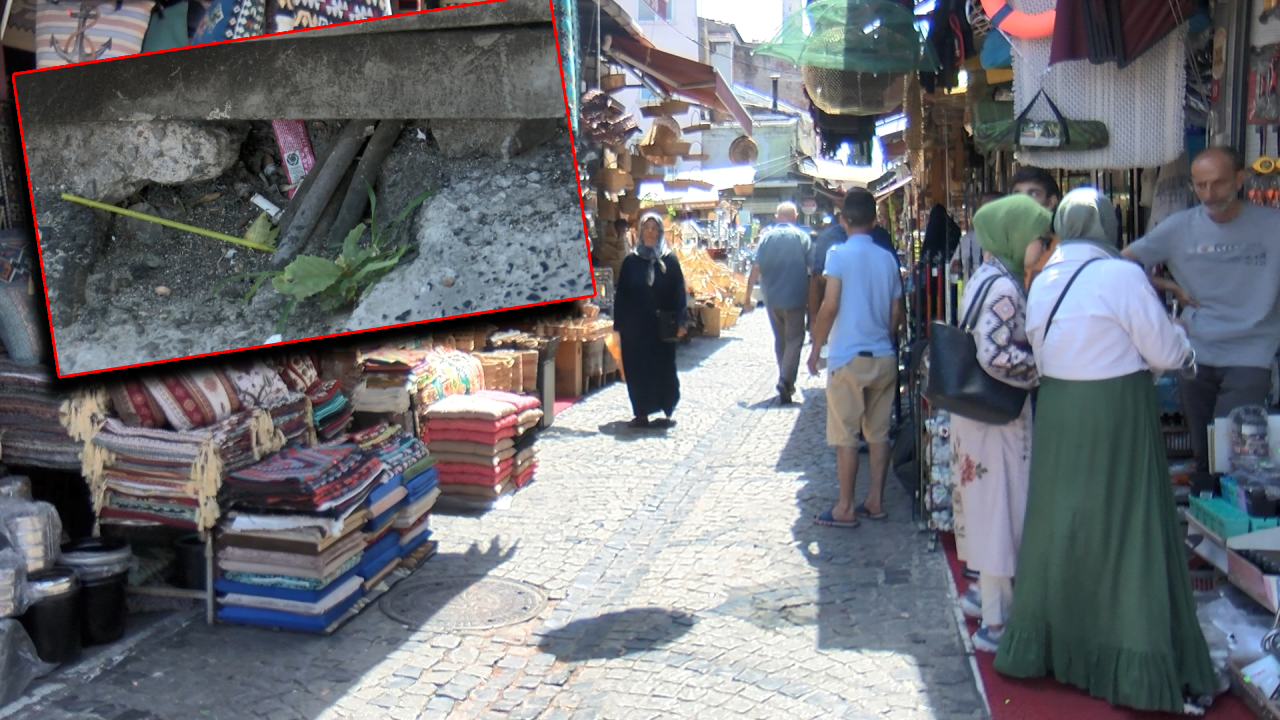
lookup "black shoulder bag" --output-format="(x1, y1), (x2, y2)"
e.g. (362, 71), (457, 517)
(925, 259), (1102, 425)
(925, 274), (1027, 425)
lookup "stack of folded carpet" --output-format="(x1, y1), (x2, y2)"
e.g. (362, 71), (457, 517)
(351, 348), (426, 415)
(88, 412), (272, 531)
(214, 507), (370, 633)
(425, 390), (542, 502)
(271, 354), (353, 441)
(350, 422), (436, 577)
(215, 443), (389, 631)
(394, 455), (440, 560)
(0, 358), (106, 470)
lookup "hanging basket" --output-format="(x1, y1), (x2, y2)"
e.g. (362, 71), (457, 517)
(733, 183), (754, 195)
(729, 136), (759, 165)
(660, 100), (690, 115)
(640, 105), (673, 118)
(802, 66), (906, 116)
(599, 168), (631, 193)
(601, 73), (627, 92)
(683, 123), (712, 135)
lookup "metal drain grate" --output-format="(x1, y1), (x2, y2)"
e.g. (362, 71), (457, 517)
(379, 575), (548, 631)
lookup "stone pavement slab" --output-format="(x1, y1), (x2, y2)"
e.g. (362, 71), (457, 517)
(7, 311), (986, 720)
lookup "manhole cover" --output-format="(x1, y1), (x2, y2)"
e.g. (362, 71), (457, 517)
(380, 576), (547, 631)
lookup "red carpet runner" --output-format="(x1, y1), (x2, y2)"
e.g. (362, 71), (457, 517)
(939, 533), (1254, 719)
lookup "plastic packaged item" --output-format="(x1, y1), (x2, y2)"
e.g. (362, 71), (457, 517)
(0, 619), (56, 705)
(0, 549), (33, 618)
(0, 476), (32, 501)
(1230, 405), (1272, 472)
(1197, 595), (1272, 665)
(0, 501), (62, 574)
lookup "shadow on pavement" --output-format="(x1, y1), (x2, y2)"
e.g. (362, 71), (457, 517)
(773, 386), (985, 717)
(536, 607), (695, 662)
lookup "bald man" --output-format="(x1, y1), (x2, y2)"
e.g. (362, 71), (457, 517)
(744, 202), (812, 404)
(1124, 146), (1280, 471)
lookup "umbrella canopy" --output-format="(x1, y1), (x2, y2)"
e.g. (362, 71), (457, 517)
(753, 0), (939, 75)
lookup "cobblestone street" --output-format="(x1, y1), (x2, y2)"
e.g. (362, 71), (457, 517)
(9, 312), (986, 720)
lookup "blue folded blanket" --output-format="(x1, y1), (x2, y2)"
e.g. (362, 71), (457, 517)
(404, 468), (438, 498)
(358, 533), (401, 578)
(399, 529), (433, 557)
(217, 590), (362, 633)
(365, 473), (405, 507)
(214, 566), (361, 604)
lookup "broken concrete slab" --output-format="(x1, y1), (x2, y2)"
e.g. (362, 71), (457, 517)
(429, 119), (562, 160)
(344, 132), (592, 332)
(15, 27), (563, 125)
(23, 121), (247, 203)
(32, 188), (112, 329)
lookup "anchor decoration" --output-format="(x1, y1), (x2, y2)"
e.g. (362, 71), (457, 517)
(49, 2), (112, 64)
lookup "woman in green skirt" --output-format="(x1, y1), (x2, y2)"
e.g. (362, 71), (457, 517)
(994, 188), (1217, 715)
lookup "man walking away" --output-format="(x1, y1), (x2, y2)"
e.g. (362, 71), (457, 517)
(745, 202), (812, 404)
(1123, 146), (1280, 472)
(808, 189), (904, 527)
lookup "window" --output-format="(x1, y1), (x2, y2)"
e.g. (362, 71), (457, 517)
(637, 0), (672, 23)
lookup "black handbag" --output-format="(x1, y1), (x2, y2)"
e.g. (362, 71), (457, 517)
(926, 274), (1028, 425)
(925, 259), (1102, 424)
(656, 309), (681, 343)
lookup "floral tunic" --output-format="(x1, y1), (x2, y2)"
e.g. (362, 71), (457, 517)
(950, 260), (1038, 578)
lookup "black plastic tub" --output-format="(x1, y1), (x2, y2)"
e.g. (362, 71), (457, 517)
(78, 572), (128, 646)
(19, 568), (81, 664)
(173, 534), (207, 591)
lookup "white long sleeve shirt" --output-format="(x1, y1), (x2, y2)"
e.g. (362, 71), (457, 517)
(1026, 243), (1191, 381)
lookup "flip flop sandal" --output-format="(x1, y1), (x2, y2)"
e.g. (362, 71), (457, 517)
(627, 417), (651, 429)
(814, 510), (859, 528)
(651, 417), (676, 428)
(854, 503), (887, 520)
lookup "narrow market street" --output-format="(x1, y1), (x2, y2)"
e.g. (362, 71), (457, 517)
(7, 311), (985, 720)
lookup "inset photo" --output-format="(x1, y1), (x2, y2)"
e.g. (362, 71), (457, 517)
(15, 2), (593, 377)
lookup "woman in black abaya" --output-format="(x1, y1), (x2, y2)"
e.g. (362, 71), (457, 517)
(613, 213), (687, 429)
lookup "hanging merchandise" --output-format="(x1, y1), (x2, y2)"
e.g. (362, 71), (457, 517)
(1011, 0), (1185, 170)
(755, 0), (939, 115)
(1003, 89), (1110, 151)
(971, 98), (1014, 153)
(1049, 0), (1196, 69)
(34, 0), (153, 68)
(272, 0), (390, 31)
(3, 0), (36, 51)
(1147, 152), (1194, 228)
(920, 0), (976, 92)
(191, 0), (264, 43)
(140, 0), (190, 53)
(979, 0), (1054, 39)
(980, 28), (1012, 69)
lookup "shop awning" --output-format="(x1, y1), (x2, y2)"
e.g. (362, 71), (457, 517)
(797, 156), (885, 186)
(603, 35), (753, 135)
(873, 174), (913, 200)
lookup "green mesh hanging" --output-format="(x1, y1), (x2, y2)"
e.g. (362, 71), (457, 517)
(753, 0), (939, 75)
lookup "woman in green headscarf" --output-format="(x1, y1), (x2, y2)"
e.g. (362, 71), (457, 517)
(948, 194), (1054, 653)
(994, 188), (1217, 714)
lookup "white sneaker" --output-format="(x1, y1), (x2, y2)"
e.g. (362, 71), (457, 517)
(972, 626), (1003, 653)
(959, 585), (982, 619)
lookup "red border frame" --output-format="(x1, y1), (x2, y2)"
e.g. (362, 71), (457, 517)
(11, 0), (596, 379)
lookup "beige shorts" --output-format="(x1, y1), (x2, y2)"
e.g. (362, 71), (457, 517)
(826, 355), (897, 446)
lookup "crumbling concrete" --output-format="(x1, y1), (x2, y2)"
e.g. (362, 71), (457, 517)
(22, 121), (246, 203)
(429, 118), (562, 159)
(345, 131), (592, 331)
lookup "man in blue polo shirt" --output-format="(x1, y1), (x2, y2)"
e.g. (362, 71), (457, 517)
(807, 188), (904, 528)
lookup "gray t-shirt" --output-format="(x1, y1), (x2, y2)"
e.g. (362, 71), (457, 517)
(1126, 202), (1280, 368)
(755, 223), (811, 310)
